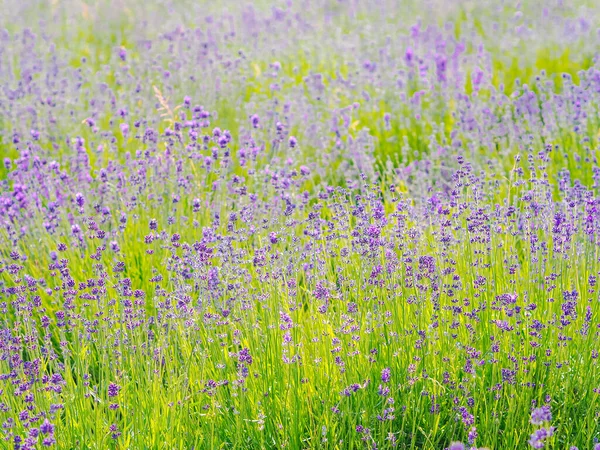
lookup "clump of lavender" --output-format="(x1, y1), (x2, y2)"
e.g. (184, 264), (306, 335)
(448, 443), (465, 450)
(530, 406), (552, 425)
(529, 406), (554, 448)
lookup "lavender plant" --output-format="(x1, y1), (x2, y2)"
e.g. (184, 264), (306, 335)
(2, 0), (600, 448)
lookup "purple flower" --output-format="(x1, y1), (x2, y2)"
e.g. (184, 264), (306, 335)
(75, 193), (85, 207)
(530, 406), (552, 425)
(218, 135), (228, 148)
(468, 427), (478, 446)
(377, 385), (390, 396)
(110, 423), (121, 440)
(289, 136), (297, 148)
(208, 267), (219, 292)
(448, 442), (465, 450)
(108, 383), (121, 398)
(313, 281), (329, 300)
(40, 420), (54, 435)
(42, 436), (56, 447)
(238, 348), (253, 365)
(381, 367), (391, 383)
(528, 427), (554, 449)
(283, 331), (292, 344)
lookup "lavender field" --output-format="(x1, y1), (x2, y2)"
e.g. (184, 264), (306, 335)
(2, 0), (600, 448)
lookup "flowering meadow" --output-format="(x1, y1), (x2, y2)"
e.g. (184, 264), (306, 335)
(3, 0), (600, 448)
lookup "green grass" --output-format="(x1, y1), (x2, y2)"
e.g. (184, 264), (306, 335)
(2, 0), (600, 448)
